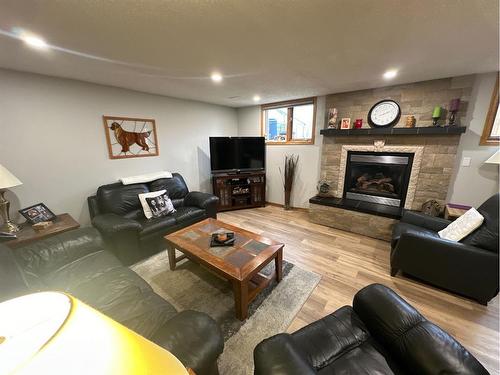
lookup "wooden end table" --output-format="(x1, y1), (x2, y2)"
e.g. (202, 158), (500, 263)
(164, 218), (283, 320)
(4, 213), (80, 248)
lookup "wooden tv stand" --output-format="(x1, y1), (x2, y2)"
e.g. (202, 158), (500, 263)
(212, 171), (266, 212)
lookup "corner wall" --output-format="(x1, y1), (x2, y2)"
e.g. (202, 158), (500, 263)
(0, 69), (238, 225)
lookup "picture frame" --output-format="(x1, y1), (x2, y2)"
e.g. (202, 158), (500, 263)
(340, 118), (351, 130)
(103, 116), (160, 159)
(19, 203), (57, 224)
(480, 75), (499, 145)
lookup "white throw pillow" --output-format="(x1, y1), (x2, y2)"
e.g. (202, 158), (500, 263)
(438, 208), (484, 242)
(138, 190), (176, 219)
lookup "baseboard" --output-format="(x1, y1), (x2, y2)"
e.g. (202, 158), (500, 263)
(265, 201), (309, 212)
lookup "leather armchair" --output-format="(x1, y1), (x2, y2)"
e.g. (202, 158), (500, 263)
(88, 173), (219, 265)
(391, 194), (499, 305)
(254, 284), (489, 375)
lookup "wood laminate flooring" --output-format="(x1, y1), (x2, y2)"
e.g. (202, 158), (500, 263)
(219, 205), (500, 374)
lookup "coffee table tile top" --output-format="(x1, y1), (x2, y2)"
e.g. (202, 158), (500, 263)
(165, 218), (283, 281)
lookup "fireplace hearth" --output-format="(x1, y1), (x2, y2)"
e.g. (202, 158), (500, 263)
(343, 152), (414, 207)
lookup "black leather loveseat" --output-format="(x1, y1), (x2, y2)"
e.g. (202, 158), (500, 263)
(254, 284), (488, 375)
(391, 193), (499, 305)
(88, 173), (218, 265)
(0, 228), (223, 375)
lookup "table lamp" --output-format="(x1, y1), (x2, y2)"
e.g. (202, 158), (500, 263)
(0, 165), (22, 233)
(0, 292), (189, 375)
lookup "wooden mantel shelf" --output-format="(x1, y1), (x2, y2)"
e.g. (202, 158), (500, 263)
(320, 126), (467, 137)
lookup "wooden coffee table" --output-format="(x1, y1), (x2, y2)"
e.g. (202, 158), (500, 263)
(164, 218), (284, 320)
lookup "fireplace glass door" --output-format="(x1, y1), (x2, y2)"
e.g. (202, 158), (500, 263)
(343, 152), (414, 207)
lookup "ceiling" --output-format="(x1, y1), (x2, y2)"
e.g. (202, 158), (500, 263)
(0, 0), (498, 107)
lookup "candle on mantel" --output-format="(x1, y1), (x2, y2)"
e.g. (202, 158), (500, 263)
(432, 106), (442, 118)
(449, 98), (460, 112)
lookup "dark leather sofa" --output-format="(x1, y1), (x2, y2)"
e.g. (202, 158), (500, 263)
(88, 173), (219, 265)
(0, 228), (223, 375)
(254, 284), (489, 375)
(391, 193), (499, 305)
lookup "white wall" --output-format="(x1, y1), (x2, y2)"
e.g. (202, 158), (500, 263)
(237, 97), (325, 208)
(448, 72), (499, 206)
(0, 69), (238, 225)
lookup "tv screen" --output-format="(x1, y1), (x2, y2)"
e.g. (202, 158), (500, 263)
(210, 137), (265, 172)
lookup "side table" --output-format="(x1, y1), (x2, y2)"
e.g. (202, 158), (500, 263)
(4, 213), (80, 248)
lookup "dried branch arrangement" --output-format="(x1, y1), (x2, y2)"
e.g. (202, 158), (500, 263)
(279, 154), (299, 210)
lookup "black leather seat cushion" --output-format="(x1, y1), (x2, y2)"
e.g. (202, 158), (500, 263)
(172, 206), (206, 224)
(139, 215), (177, 237)
(391, 222), (439, 249)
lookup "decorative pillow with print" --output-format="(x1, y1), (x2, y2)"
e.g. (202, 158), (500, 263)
(145, 192), (176, 218)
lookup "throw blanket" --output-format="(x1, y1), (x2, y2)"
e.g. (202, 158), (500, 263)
(120, 171), (173, 185)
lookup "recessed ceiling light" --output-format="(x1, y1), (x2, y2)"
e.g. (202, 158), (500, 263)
(383, 69), (398, 80)
(211, 73), (223, 82)
(22, 35), (48, 49)
(253, 95), (261, 102)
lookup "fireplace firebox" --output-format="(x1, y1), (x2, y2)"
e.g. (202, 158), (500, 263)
(343, 151), (414, 207)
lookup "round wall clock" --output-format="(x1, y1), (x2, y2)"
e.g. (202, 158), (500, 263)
(367, 99), (401, 128)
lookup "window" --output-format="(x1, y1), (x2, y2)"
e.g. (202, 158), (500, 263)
(261, 97), (316, 144)
(480, 75), (500, 145)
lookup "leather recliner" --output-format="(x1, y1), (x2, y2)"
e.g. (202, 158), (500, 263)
(391, 193), (499, 305)
(0, 228), (223, 375)
(254, 284), (489, 375)
(88, 173), (219, 265)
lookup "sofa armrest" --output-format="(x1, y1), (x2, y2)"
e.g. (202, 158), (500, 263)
(91, 214), (143, 265)
(184, 192), (219, 218)
(254, 333), (316, 375)
(392, 233), (499, 303)
(13, 227), (104, 277)
(151, 310), (224, 375)
(400, 210), (451, 232)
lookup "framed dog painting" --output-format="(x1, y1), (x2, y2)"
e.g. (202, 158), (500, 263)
(103, 116), (159, 159)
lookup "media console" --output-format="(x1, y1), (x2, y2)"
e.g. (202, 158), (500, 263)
(212, 171), (266, 212)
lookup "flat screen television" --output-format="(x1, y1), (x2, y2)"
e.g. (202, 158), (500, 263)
(209, 137), (265, 172)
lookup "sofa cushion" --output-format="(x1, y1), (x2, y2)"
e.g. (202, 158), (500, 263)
(438, 208), (484, 242)
(139, 215), (177, 237)
(391, 222), (439, 249)
(97, 182), (149, 215)
(149, 173), (189, 199)
(172, 206), (206, 225)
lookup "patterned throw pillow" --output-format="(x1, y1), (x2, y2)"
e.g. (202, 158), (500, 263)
(438, 208), (484, 242)
(138, 190), (176, 219)
(145, 193), (176, 218)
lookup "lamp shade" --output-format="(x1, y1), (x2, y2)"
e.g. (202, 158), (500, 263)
(485, 150), (500, 164)
(0, 292), (188, 375)
(0, 165), (22, 189)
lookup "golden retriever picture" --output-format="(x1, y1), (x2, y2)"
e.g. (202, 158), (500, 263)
(103, 116), (159, 159)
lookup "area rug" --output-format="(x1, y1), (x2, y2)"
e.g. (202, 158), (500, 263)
(132, 250), (321, 375)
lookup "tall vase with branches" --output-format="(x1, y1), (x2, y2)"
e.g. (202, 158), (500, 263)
(279, 154), (299, 210)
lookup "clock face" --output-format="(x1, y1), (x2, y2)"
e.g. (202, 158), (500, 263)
(368, 100), (401, 127)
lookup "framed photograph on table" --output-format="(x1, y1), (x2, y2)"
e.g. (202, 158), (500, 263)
(19, 203), (57, 224)
(340, 118), (351, 130)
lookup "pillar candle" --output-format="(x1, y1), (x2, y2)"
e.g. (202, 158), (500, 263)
(449, 98), (460, 112)
(432, 106), (441, 118)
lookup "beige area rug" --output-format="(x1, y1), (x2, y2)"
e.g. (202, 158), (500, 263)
(132, 250), (321, 375)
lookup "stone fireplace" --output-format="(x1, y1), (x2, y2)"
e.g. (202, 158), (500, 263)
(309, 133), (464, 240)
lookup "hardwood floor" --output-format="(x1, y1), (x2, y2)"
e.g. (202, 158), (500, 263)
(219, 205), (500, 374)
